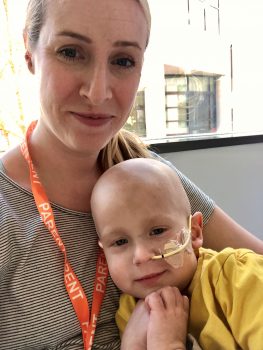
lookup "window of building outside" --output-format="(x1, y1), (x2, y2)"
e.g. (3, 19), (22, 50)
(123, 0), (263, 142)
(125, 91), (146, 137)
(165, 74), (217, 135)
(124, 0), (222, 140)
(1, 0), (263, 151)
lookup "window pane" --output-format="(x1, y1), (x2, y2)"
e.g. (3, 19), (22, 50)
(189, 0), (205, 31)
(166, 107), (187, 122)
(166, 121), (188, 135)
(166, 77), (187, 92)
(165, 74), (217, 136)
(166, 94), (186, 108)
(124, 91), (146, 137)
(189, 76), (209, 92)
(206, 6), (219, 34)
(208, 0), (219, 9)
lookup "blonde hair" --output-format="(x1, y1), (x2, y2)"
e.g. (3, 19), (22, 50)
(98, 129), (151, 172)
(136, 0), (151, 45)
(24, 0), (151, 47)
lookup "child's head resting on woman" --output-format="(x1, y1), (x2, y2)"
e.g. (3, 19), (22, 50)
(91, 158), (203, 299)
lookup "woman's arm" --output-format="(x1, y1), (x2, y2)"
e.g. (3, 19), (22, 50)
(152, 153), (263, 254)
(203, 205), (263, 254)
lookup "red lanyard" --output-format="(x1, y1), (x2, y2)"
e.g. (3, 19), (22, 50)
(20, 120), (108, 350)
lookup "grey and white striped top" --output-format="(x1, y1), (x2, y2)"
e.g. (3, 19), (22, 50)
(0, 157), (214, 349)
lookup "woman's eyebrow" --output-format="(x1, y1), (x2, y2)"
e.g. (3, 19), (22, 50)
(56, 31), (142, 50)
(56, 30), (92, 43)
(113, 41), (142, 51)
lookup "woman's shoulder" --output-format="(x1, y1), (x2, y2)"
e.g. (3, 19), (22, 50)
(1, 145), (31, 190)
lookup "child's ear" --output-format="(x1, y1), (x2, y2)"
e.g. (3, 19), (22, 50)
(98, 240), (104, 249)
(191, 212), (203, 250)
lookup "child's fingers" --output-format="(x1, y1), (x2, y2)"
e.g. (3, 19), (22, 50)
(182, 294), (189, 314)
(146, 286), (188, 312)
(145, 291), (165, 311)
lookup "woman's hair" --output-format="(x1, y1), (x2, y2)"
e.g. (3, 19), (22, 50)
(24, 0), (151, 48)
(24, 0), (152, 169)
(136, 0), (151, 46)
(24, 0), (47, 48)
(98, 130), (151, 172)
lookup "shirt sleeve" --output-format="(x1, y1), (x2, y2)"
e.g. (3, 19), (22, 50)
(215, 249), (263, 349)
(150, 152), (215, 225)
(192, 248), (263, 349)
(115, 294), (136, 337)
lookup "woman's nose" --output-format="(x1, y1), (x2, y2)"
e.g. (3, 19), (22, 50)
(79, 64), (113, 106)
(132, 244), (155, 265)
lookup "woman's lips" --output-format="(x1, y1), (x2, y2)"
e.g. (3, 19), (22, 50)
(71, 111), (113, 127)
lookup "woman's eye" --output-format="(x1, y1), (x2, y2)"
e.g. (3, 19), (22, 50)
(112, 57), (135, 68)
(150, 228), (166, 236)
(114, 238), (128, 246)
(58, 47), (83, 61)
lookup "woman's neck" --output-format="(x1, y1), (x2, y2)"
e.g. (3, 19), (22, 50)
(31, 126), (102, 212)
(3, 124), (102, 212)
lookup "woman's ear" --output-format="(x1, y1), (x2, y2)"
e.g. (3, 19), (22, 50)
(191, 212), (203, 250)
(23, 31), (35, 74)
(24, 50), (35, 74)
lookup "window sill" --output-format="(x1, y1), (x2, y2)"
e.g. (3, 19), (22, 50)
(147, 132), (263, 153)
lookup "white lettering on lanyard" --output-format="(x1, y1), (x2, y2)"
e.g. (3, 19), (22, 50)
(95, 256), (108, 293)
(84, 314), (98, 350)
(65, 263), (84, 300)
(38, 202), (65, 250)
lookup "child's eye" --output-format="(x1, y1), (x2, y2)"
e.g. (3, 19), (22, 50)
(57, 47), (83, 62)
(150, 228), (166, 236)
(114, 238), (128, 246)
(112, 57), (135, 68)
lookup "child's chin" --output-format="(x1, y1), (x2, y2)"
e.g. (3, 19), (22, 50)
(136, 287), (160, 300)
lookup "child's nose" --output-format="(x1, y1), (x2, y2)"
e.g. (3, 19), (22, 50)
(132, 244), (154, 265)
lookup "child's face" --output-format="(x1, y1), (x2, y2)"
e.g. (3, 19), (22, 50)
(94, 177), (200, 299)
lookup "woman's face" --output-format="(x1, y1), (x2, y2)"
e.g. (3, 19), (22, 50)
(27, 0), (148, 155)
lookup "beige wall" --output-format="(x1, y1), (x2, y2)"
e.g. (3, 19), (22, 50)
(161, 142), (263, 239)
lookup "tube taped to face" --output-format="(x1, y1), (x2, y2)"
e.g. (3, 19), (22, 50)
(151, 216), (192, 269)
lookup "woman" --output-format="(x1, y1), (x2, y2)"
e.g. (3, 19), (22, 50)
(0, 0), (262, 349)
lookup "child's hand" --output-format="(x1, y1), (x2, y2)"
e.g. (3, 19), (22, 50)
(145, 286), (189, 350)
(121, 299), (149, 350)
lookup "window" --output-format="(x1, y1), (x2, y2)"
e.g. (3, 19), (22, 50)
(188, 0), (220, 34)
(1, 0), (263, 151)
(165, 75), (217, 135)
(126, 0), (263, 141)
(125, 91), (146, 137)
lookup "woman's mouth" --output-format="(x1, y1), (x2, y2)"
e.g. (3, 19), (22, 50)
(71, 111), (113, 127)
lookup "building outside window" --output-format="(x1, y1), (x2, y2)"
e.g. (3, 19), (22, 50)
(125, 0), (223, 140)
(188, 0), (220, 34)
(125, 91), (146, 137)
(1, 0), (263, 150)
(165, 74), (217, 135)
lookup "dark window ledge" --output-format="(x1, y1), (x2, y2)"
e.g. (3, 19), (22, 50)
(148, 133), (263, 154)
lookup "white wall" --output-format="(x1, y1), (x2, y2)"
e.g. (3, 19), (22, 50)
(161, 142), (263, 240)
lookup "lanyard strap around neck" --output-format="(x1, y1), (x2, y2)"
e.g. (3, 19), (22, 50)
(20, 120), (108, 350)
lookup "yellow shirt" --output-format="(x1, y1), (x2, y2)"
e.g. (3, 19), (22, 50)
(116, 247), (263, 350)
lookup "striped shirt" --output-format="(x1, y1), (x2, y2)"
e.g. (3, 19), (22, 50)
(0, 157), (214, 349)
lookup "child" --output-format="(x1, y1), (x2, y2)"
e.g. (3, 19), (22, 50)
(91, 158), (263, 350)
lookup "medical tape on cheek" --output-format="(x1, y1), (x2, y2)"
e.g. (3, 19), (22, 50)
(151, 216), (192, 268)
